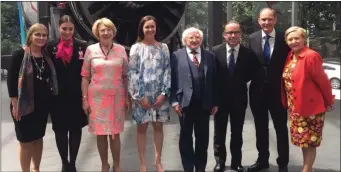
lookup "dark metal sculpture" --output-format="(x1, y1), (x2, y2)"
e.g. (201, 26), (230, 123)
(39, 2), (187, 51)
(1, 2), (187, 72)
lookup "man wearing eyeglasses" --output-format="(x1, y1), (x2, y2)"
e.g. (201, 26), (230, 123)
(212, 21), (257, 172)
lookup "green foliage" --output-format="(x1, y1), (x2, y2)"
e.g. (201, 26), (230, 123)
(231, 1), (254, 22)
(299, 2), (340, 28)
(185, 2), (208, 30)
(1, 2), (21, 55)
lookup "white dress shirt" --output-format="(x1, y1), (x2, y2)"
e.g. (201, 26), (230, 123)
(172, 47), (201, 107)
(186, 47), (201, 63)
(226, 44), (240, 66)
(261, 29), (276, 58)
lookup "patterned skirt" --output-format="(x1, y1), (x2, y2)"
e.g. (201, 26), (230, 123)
(289, 111), (325, 148)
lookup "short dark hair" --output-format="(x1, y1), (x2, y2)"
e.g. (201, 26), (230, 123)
(223, 20), (241, 33)
(136, 15), (158, 42)
(224, 20), (241, 28)
(59, 15), (75, 26)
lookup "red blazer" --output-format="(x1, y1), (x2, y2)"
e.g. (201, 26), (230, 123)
(281, 46), (335, 117)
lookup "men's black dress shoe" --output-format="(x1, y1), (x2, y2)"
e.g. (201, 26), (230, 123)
(247, 162), (269, 172)
(278, 167), (288, 172)
(61, 164), (69, 172)
(231, 164), (246, 172)
(195, 169), (205, 172)
(68, 164), (77, 172)
(213, 163), (225, 172)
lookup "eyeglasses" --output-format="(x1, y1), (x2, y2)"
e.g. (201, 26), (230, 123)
(186, 36), (201, 41)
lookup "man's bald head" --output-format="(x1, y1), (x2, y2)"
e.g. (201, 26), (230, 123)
(258, 8), (277, 34)
(259, 8), (276, 18)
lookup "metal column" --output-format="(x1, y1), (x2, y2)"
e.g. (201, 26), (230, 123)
(226, 2), (233, 21)
(208, 2), (225, 49)
(17, 2), (26, 46)
(38, 2), (50, 29)
(291, 1), (298, 26)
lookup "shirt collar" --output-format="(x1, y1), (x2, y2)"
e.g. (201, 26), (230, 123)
(186, 47), (201, 55)
(226, 43), (240, 53)
(262, 29), (276, 39)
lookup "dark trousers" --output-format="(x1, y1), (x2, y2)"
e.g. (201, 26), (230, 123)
(213, 104), (246, 166)
(250, 84), (289, 167)
(179, 100), (210, 172)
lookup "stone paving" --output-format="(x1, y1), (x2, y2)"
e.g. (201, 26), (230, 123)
(1, 80), (340, 172)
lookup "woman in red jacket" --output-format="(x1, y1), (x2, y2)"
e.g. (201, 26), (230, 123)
(282, 26), (335, 172)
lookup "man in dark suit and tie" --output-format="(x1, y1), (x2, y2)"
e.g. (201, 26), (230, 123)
(212, 21), (256, 172)
(170, 27), (219, 172)
(247, 8), (290, 172)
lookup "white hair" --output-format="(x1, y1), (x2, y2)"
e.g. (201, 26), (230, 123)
(181, 27), (204, 45)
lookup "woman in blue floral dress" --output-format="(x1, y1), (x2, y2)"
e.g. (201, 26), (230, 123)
(128, 15), (171, 172)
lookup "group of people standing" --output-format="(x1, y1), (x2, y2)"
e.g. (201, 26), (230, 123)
(7, 7), (334, 172)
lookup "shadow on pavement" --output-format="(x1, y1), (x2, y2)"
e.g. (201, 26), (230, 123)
(265, 164), (340, 172)
(217, 164), (341, 172)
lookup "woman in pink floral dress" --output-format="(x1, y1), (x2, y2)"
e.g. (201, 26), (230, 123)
(81, 18), (130, 172)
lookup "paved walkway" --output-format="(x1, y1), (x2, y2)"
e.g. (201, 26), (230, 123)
(1, 80), (340, 172)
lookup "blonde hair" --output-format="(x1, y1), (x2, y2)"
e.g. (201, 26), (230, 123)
(26, 23), (48, 46)
(285, 26), (307, 41)
(92, 18), (117, 40)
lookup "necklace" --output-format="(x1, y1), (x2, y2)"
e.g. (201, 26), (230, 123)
(31, 50), (45, 80)
(100, 43), (113, 60)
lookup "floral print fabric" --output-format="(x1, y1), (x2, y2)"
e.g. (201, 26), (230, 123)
(283, 57), (325, 148)
(81, 43), (128, 137)
(128, 42), (171, 124)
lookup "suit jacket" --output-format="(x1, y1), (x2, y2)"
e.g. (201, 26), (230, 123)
(47, 38), (87, 99)
(281, 46), (335, 117)
(212, 43), (257, 109)
(170, 47), (218, 111)
(248, 30), (290, 107)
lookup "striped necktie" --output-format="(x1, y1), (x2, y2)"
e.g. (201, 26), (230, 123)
(191, 50), (199, 67)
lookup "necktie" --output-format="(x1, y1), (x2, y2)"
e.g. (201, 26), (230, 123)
(229, 49), (235, 75)
(191, 50), (199, 67)
(263, 35), (271, 63)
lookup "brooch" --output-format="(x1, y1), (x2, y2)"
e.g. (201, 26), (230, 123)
(52, 47), (57, 55)
(78, 47), (84, 59)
